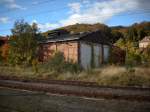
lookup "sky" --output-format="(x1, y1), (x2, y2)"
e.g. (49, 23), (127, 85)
(0, 0), (150, 36)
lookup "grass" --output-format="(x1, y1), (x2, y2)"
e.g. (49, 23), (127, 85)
(0, 65), (150, 87)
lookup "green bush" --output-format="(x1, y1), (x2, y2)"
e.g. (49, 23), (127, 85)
(125, 51), (141, 67)
(47, 52), (82, 73)
(141, 45), (150, 64)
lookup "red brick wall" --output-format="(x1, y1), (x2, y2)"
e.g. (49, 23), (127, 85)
(39, 41), (79, 63)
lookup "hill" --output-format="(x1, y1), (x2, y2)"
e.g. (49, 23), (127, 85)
(44, 23), (111, 36)
(43, 21), (150, 43)
(111, 21), (150, 36)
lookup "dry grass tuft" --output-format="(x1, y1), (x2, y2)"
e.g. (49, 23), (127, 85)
(0, 65), (150, 87)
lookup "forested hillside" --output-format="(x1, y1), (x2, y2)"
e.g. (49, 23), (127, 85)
(44, 21), (150, 44)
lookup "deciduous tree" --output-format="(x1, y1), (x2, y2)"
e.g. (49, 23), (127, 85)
(8, 20), (40, 65)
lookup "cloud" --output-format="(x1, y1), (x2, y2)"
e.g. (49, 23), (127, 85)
(68, 2), (81, 13)
(31, 0), (150, 32)
(137, 0), (150, 10)
(0, 0), (26, 10)
(60, 0), (148, 26)
(32, 1), (39, 5)
(82, 0), (90, 4)
(8, 3), (26, 10)
(38, 23), (60, 31)
(0, 17), (9, 24)
(31, 20), (60, 32)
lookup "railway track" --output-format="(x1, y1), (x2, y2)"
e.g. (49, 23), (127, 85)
(0, 75), (150, 102)
(0, 75), (149, 90)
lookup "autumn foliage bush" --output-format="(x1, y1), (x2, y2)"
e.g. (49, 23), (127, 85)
(109, 46), (126, 64)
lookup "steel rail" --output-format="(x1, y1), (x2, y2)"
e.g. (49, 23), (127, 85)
(0, 79), (150, 102)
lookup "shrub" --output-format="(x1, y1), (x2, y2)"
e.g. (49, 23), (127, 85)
(125, 51), (141, 66)
(109, 46), (125, 64)
(47, 52), (81, 73)
(141, 45), (150, 65)
(47, 52), (65, 72)
(32, 58), (38, 73)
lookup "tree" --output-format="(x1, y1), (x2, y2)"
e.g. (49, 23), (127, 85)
(126, 27), (138, 42)
(137, 28), (146, 40)
(111, 30), (124, 43)
(115, 38), (126, 49)
(8, 20), (39, 65)
(12, 20), (31, 35)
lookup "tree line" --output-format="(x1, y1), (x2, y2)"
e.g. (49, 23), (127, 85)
(0, 20), (150, 67)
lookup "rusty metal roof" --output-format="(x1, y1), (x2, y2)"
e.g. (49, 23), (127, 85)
(40, 30), (110, 45)
(46, 32), (88, 43)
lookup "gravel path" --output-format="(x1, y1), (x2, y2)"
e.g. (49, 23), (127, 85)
(0, 87), (150, 112)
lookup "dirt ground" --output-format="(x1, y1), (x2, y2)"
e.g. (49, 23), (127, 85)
(0, 87), (150, 112)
